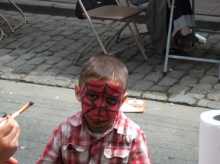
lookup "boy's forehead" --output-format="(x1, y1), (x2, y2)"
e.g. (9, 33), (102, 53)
(81, 79), (122, 90)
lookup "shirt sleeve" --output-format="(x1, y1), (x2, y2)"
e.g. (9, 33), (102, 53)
(36, 125), (63, 164)
(128, 130), (152, 164)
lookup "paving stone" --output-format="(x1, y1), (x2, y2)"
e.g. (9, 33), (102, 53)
(179, 76), (197, 86)
(145, 59), (161, 67)
(214, 83), (220, 89)
(22, 41), (41, 49)
(119, 50), (136, 59)
(128, 73), (145, 83)
(59, 30), (76, 36)
(12, 65), (36, 74)
(197, 99), (220, 109)
(0, 38), (16, 46)
(54, 60), (73, 69)
(158, 77), (178, 86)
(5, 59), (26, 68)
(51, 36), (64, 41)
(168, 93), (196, 105)
(0, 66), (13, 73)
(42, 68), (62, 77)
(200, 75), (219, 85)
(186, 93), (205, 100)
(26, 57), (45, 65)
(10, 48), (28, 56)
(194, 63), (213, 70)
(126, 89), (143, 98)
(188, 69), (205, 78)
(19, 36), (35, 43)
(131, 80), (154, 91)
(45, 57), (62, 65)
(67, 43), (84, 52)
(174, 63), (194, 71)
(168, 85), (190, 95)
(30, 46), (48, 53)
(0, 55), (17, 64)
(191, 84), (212, 94)
(44, 29), (63, 36)
(43, 41), (57, 47)
(56, 74), (74, 81)
(5, 41), (24, 49)
(34, 36), (51, 42)
(149, 85), (166, 92)
(144, 72), (163, 82)
(29, 64), (52, 75)
(154, 64), (171, 73)
(134, 64), (154, 74)
(0, 49), (12, 56)
(17, 52), (36, 60)
(206, 67), (219, 76)
(61, 65), (82, 75)
(58, 39), (75, 47)
(166, 70), (186, 79)
(49, 45), (66, 52)
(68, 33), (85, 40)
(1, 72), (22, 80)
(207, 89), (220, 101)
(22, 75), (53, 84)
(142, 91), (167, 101)
(197, 44), (211, 50)
(125, 61), (140, 73)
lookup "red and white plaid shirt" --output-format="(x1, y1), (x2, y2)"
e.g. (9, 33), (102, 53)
(36, 110), (152, 164)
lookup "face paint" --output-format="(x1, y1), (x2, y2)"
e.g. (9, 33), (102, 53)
(81, 80), (123, 126)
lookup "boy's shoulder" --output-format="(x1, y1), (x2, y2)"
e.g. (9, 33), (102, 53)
(116, 111), (144, 138)
(59, 111), (83, 131)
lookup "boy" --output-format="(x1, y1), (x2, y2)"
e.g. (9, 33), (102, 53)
(37, 54), (152, 164)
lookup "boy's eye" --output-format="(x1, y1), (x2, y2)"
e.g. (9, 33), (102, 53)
(106, 97), (118, 106)
(86, 94), (99, 100)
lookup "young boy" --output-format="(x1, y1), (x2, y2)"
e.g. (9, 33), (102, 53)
(37, 54), (152, 164)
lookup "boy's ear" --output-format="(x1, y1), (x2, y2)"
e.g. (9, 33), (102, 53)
(122, 92), (128, 102)
(75, 84), (81, 102)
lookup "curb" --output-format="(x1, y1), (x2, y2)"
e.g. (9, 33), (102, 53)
(1, 0), (220, 33)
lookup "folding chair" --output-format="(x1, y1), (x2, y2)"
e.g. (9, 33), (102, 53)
(115, 0), (150, 43)
(0, 28), (6, 42)
(163, 0), (220, 82)
(0, 0), (28, 33)
(74, 0), (148, 65)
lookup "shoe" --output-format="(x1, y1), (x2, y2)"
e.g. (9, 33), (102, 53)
(169, 47), (190, 56)
(176, 30), (199, 43)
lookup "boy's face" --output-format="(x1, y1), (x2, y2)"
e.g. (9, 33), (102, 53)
(75, 79), (127, 127)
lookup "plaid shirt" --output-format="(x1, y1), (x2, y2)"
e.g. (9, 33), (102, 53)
(36, 110), (152, 164)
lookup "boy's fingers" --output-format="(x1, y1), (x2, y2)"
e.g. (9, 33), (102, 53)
(0, 116), (19, 138)
(5, 157), (18, 164)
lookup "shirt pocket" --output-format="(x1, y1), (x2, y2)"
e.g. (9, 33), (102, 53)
(62, 143), (87, 163)
(104, 147), (130, 159)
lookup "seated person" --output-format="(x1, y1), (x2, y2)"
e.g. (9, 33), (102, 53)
(130, 0), (198, 56)
(0, 115), (20, 164)
(37, 54), (152, 164)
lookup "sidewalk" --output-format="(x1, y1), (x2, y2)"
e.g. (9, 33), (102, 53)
(0, 0), (220, 32)
(0, 8), (220, 109)
(0, 79), (208, 164)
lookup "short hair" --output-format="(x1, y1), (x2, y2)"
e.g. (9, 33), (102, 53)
(79, 54), (128, 93)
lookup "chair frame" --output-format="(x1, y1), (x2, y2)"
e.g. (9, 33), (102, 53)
(163, 0), (220, 82)
(74, 0), (148, 65)
(0, 0), (28, 33)
(0, 28), (6, 42)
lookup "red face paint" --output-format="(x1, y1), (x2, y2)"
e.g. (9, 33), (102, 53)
(81, 80), (123, 126)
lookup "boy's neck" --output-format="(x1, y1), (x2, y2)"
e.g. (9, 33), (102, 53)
(86, 120), (114, 134)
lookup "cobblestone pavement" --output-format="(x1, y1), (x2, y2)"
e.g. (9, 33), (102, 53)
(1, 9), (220, 109)
(0, 80), (208, 164)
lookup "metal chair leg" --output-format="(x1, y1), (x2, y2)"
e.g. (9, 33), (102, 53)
(0, 28), (6, 42)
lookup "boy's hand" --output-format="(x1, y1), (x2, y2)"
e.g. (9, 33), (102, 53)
(0, 116), (20, 164)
